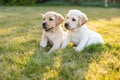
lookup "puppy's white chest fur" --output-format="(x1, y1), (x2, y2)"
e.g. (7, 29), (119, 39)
(46, 27), (66, 45)
(70, 31), (82, 44)
(47, 31), (58, 41)
(69, 25), (87, 44)
(46, 32), (57, 45)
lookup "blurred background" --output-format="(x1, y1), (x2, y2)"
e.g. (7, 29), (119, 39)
(0, 0), (120, 7)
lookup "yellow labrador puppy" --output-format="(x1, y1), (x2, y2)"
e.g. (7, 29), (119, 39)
(40, 11), (66, 54)
(61, 9), (104, 52)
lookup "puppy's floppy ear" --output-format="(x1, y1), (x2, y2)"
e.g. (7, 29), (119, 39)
(56, 13), (64, 26)
(39, 13), (44, 18)
(78, 12), (88, 26)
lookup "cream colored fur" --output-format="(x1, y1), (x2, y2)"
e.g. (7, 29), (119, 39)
(40, 11), (66, 54)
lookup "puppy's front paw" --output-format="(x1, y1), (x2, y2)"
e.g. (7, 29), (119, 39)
(40, 42), (46, 48)
(73, 47), (77, 50)
(61, 46), (65, 49)
(46, 51), (51, 54)
(73, 47), (81, 52)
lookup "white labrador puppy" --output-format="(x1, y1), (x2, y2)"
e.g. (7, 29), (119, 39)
(61, 9), (104, 52)
(40, 11), (66, 54)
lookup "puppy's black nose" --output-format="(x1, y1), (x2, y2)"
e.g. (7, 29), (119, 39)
(42, 22), (46, 28)
(65, 23), (69, 27)
(65, 23), (69, 29)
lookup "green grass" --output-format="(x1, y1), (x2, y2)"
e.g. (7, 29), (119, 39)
(0, 6), (120, 80)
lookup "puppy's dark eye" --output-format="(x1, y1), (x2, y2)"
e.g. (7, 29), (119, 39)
(66, 17), (69, 19)
(72, 18), (76, 21)
(43, 18), (45, 21)
(49, 18), (53, 21)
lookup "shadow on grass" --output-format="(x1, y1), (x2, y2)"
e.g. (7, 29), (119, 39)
(21, 43), (112, 80)
(21, 43), (58, 79)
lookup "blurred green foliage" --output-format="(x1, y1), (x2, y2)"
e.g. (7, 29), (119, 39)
(0, 0), (37, 5)
(0, 0), (120, 7)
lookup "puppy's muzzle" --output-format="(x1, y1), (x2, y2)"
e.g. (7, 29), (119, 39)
(64, 23), (69, 29)
(42, 22), (47, 29)
(42, 22), (53, 32)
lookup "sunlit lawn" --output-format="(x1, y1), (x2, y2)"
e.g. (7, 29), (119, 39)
(0, 6), (120, 80)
